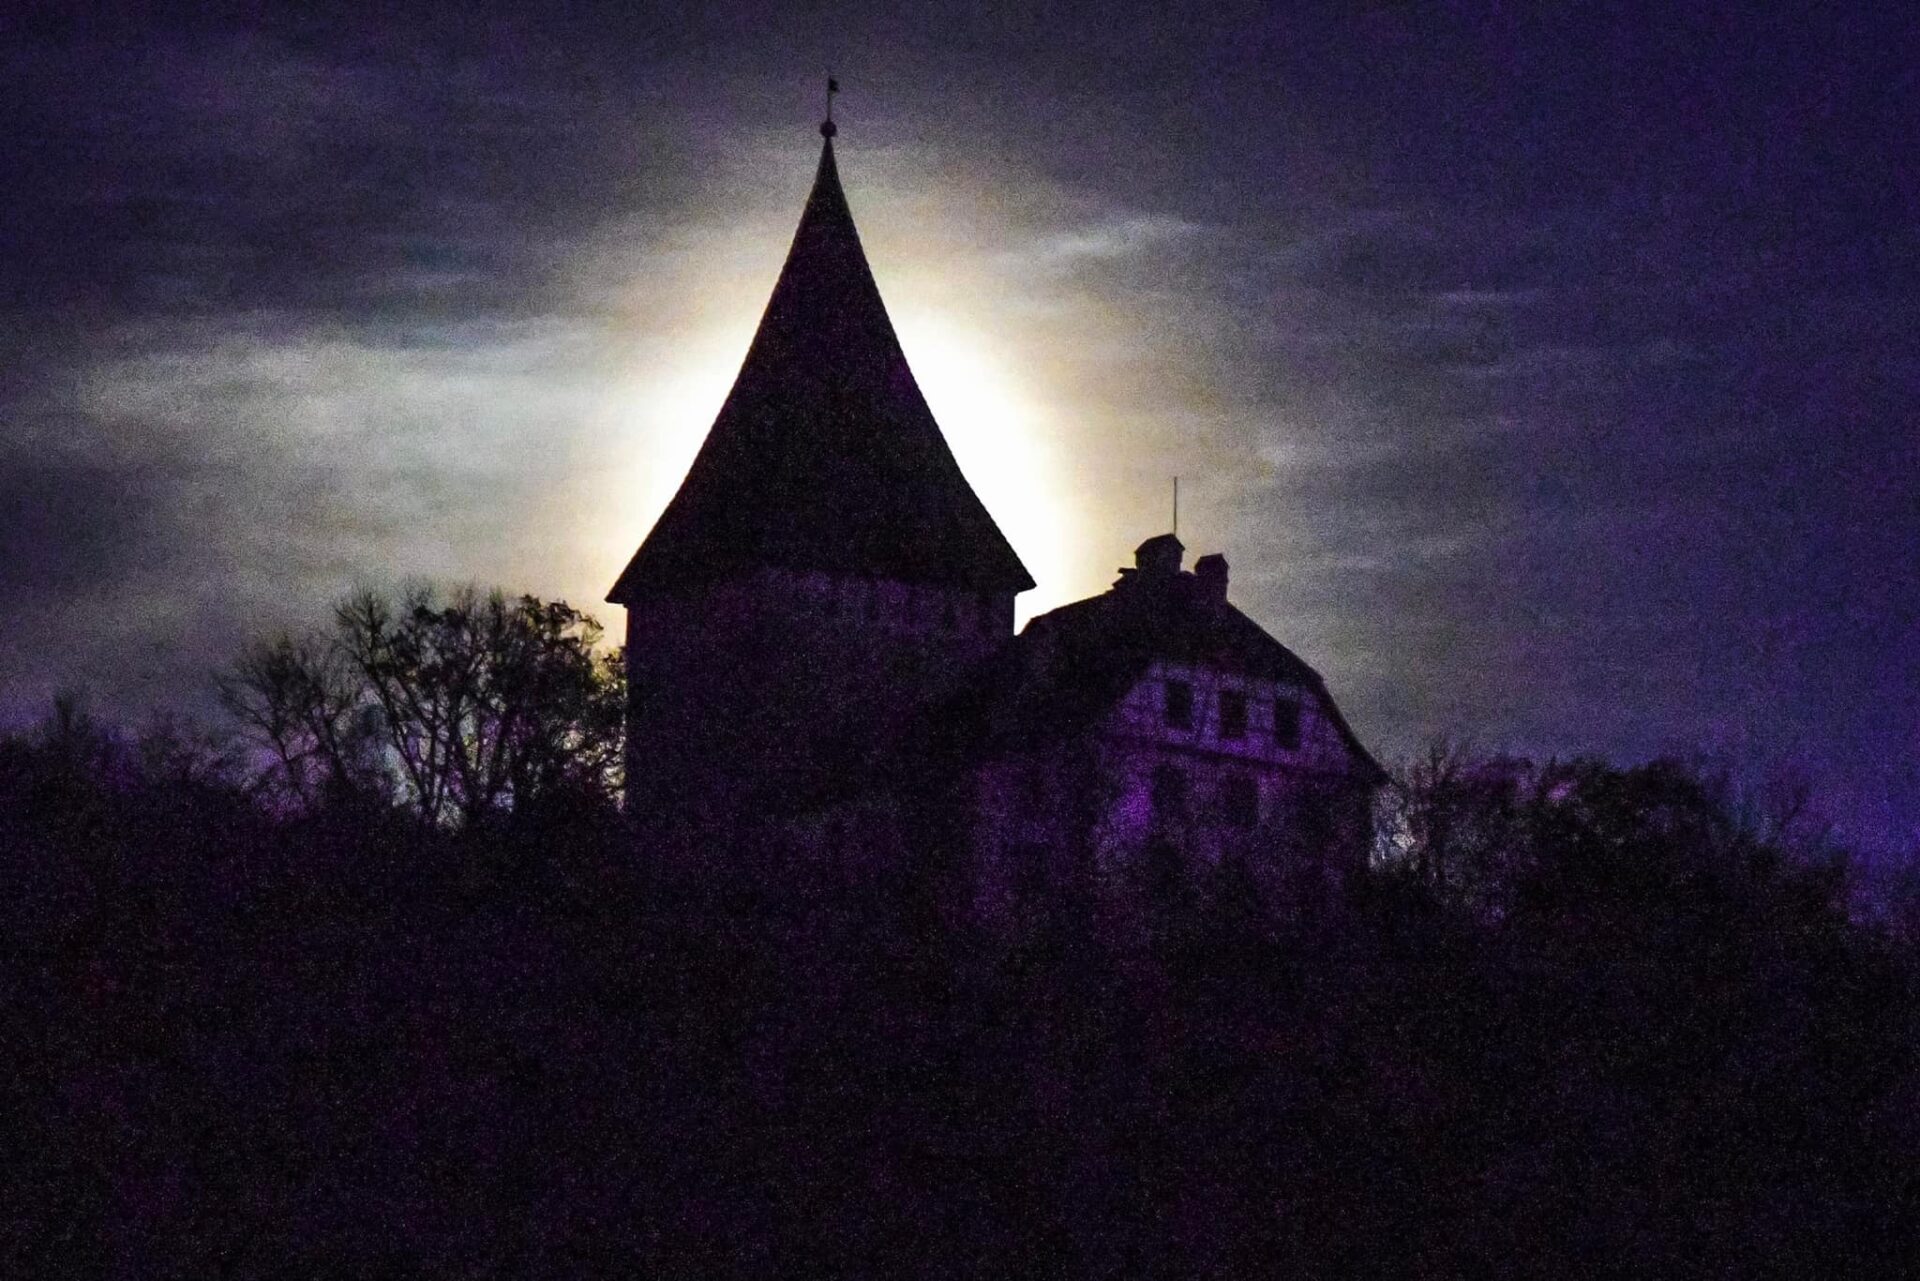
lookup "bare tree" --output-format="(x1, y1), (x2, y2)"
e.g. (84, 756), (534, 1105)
(1378, 738), (1533, 919)
(219, 635), (380, 813)
(222, 586), (624, 824)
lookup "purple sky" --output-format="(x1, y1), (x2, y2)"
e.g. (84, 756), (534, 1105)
(2, 3), (1914, 857)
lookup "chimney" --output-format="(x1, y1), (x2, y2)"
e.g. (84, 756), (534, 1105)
(1194, 553), (1229, 603)
(1134, 533), (1184, 578)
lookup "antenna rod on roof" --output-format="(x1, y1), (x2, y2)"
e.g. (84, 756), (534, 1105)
(1173, 476), (1179, 537)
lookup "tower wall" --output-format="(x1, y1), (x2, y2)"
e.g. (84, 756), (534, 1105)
(624, 569), (1012, 828)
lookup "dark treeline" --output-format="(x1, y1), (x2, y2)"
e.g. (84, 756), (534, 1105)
(6, 636), (1919, 1273)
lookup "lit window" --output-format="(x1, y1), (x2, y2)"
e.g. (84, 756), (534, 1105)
(1219, 690), (1247, 739)
(1151, 764), (1188, 821)
(1272, 698), (1301, 750)
(1220, 776), (1258, 828)
(1163, 680), (1193, 730)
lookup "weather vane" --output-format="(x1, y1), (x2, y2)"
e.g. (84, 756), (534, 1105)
(822, 75), (839, 138)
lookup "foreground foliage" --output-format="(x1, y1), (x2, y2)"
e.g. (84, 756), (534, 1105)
(2, 713), (1915, 1277)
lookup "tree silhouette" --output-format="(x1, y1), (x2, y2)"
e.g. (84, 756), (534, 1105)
(4, 684), (1915, 1274)
(223, 585), (624, 824)
(219, 632), (381, 811)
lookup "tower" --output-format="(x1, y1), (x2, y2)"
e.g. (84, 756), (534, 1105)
(607, 116), (1033, 826)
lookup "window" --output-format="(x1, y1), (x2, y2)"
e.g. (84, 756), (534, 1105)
(1272, 697), (1301, 750)
(1150, 764), (1188, 822)
(1163, 680), (1194, 730)
(1220, 775), (1259, 829)
(1219, 690), (1247, 740)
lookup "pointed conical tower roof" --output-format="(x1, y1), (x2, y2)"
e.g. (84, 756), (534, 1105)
(608, 126), (1034, 604)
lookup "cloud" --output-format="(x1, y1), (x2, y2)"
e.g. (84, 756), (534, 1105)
(0, 313), (622, 720)
(1011, 213), (1204, 271)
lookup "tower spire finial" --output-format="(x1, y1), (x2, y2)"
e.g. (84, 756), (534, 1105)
(821, 75), (839, 138)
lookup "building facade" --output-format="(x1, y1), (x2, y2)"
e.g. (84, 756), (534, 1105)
(911, 533), (1385, 920)
(607, 121), (1384, 905)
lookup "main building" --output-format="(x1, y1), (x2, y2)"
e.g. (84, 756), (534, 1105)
(608, 115), (1384, 913)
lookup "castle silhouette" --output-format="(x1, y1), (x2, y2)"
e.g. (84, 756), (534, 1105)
(608, 118), (1384, 911)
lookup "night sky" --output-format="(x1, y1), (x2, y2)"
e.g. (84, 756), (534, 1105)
(3, 4), (1914, 857)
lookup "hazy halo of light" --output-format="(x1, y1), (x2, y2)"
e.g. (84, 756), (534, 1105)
(579, 140), (1100, 625)
(588, 299), (1086, 627)
(887, 308), (1082, 622)
(591, 327), (747, 573)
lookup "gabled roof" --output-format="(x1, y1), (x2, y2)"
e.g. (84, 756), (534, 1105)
(608, 136), (1033, 603)
(906, 556), (1388, 785)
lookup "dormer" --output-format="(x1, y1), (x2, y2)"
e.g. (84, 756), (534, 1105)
(1134, 533), (1184, 577)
